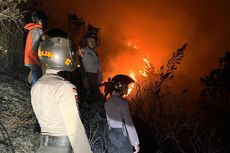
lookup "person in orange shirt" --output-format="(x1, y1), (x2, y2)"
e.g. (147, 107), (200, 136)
(24, 10), (48, 86)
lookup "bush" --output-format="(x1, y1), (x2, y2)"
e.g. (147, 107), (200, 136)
(128, 44), (224, 152)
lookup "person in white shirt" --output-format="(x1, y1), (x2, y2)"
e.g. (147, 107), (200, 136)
(31, 28), (92, 153)
(104, 74), (140, 153)
(79, 27), (102, 102)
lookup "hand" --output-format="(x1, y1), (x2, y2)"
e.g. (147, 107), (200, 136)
(134, 145), (140, 153)
(78, 49), (85, 57)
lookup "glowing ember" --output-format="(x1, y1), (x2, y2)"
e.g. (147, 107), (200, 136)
(126, 40), (139, 49)
(143, 57), (150, 68)
(139, 57), (151, 77)
(139, 70), (147, 77)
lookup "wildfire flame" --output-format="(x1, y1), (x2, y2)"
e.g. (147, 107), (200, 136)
(143, 57), (150, 68)
(129, 70), (137, 81)
(139, 70), (147, 77)
(139, 57), (150, 77)
(126, 70), (137, 95)
(126, 40), (152, 95)
(127, 83), (135, 95)
(127, 57), (152, 95)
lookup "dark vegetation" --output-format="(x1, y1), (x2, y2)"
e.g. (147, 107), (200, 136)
(0, 0), (37, 79)
(128, 47), (230, 152)
(0, 0), (230, 152)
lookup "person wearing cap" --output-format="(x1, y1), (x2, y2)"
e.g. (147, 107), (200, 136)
(104, 74), (140, 153)
(24, 10), (48, 86)
(79, 25), (103, 102)
(31, 28), (92, 153)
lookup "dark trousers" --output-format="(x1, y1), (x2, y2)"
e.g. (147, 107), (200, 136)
(28, 64), (42, 86)
(87, 72), (101, 101)
(107, 128), (132, 153)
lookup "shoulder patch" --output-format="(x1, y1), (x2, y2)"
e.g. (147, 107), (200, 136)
(73, 87), (77, 93)
(73, 87), (78, 103)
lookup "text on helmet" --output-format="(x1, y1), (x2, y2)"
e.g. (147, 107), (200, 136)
(38, 50), (54, 58)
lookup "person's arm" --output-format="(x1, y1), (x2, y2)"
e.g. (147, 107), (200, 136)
(121, 100), (140, 151)
(81, 49), (89, 67)
(56, 83), (92, 153)
(31, 28), (43, 53)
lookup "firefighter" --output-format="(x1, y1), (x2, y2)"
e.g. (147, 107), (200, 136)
(24, 10), (48, 86)
(31, 28), (92, 153)
(104, 74), (140, 153)
(79, 26), (103, 102)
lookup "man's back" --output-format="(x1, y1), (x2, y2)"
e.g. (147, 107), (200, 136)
(31, 72), (71, 136)
(31, 69), (92, 153)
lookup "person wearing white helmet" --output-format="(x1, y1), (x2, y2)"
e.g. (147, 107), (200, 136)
(31, 28), (92, 153)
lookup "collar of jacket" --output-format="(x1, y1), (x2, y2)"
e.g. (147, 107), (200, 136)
(45, 69), (61, 74)
(24, 23), (42, 30)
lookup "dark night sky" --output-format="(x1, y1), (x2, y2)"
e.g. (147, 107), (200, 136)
(40, 0), (230, 98)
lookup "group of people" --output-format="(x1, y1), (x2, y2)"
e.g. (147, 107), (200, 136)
(24, 10), (140, 153)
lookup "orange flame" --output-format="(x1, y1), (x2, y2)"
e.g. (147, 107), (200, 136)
(139, 57), (151, 77)
(127, 83), (135, 95)
(129, 70), (137, 81)
(139, 70), (148, 77)
(127, 57), (152, 95)
(125, 70), (136, 95)
(143, 57), (150, 68)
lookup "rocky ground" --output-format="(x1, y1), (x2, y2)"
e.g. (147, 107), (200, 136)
(0, 72), (108, 153)
(0, 72), (39, 153)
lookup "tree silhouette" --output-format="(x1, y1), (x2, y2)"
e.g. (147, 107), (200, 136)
(200, 51), (230, 108)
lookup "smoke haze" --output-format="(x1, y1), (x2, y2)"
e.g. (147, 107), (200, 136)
(40, 0), (230, 97)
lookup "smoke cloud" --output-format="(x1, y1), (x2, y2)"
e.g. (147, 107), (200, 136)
(40, 0), (230, 96)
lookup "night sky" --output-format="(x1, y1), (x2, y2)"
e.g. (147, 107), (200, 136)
(40, 0), (230, 98)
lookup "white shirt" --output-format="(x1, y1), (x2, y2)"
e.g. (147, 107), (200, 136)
(80, 47), (103, 83)
(31, 69), (92, 153)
